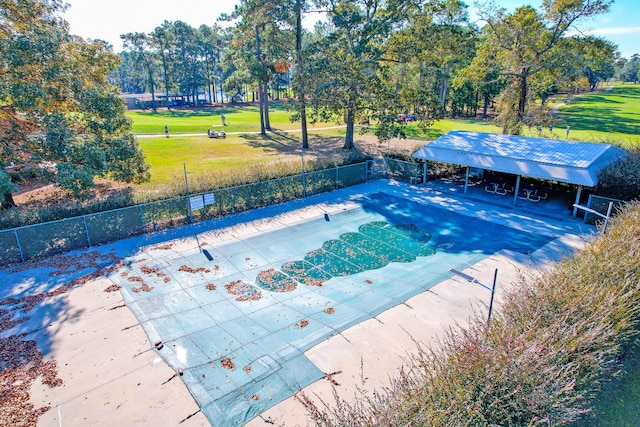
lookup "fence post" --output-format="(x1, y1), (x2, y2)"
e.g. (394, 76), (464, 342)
(83, 216), (92, 247)
(139, 205), (145, 233)
(268, 181), (271, 206)
(584, 194), (593, 223)
(335, 166), (339, 190)
(303, 170), (307, 197)
(13, 229), (25, 263)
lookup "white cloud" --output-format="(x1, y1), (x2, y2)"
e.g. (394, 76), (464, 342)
(586, 26), (640, 36)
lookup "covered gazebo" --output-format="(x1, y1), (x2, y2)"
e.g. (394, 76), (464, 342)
(412, 130), (628, 215)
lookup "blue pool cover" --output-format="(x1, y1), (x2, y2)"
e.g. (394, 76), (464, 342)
(109, 192), (553, 425)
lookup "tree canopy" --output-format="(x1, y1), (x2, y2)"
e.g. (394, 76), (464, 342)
(0, 0), (149, 208)
(475, 0), (613, 134)
(2, 0), (629, 209)
(110, 0), (627, 146)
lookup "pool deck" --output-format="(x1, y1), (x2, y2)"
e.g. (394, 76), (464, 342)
(7, 180), (595, 426)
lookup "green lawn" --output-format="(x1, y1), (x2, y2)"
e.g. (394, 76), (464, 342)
(137, 128), (347, 186)
(130, 103), (346, 186)
(578, 341), (640, 427)
(129, 102), (338, 135)
(129, 85), (640, 187)
(554, 84), (640, 148)
(401, 84), (640, 147)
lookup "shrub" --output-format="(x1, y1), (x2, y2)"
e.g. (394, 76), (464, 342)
(303, 202), (640, 426)
(596, 148), (640, 201)
(0, 153), (373, 230)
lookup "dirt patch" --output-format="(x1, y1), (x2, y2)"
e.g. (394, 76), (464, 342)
(324, 307), (336, 315)
(295, 319), (309, 329)
(220, 357), (235, 370)
(103, 284), (122, 293)
(224, 280), (262, 302)
(205, 283), (217, 291)
(257, 268), (297, 292)
(303, 277), (324, 287)
(179, 265), (211, 274)
(150, 243), (174, 251)
(128, 276), (153, 293)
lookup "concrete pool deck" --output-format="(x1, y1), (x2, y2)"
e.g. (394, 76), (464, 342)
(4, 180), (595, 426)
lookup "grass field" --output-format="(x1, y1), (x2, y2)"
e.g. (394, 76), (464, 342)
(128, 84), (640, 188)
(554, 84), (640, 148)
(137, 128), (348, 187)
(129, 103), (338, 135)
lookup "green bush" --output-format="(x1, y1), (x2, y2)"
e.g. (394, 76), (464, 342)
(303, 203), (640, 426)
(596, 149), (640, 201)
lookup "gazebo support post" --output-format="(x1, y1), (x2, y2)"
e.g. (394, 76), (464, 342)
(572, 185), (583, 218)
(423, 162), (428, 186)
(464, 166), (470, 195)
(513, 175), (521, 206)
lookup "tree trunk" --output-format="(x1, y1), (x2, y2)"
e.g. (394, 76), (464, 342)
(439, 63), (450, 110)
(343, 87), (357, 150)
(295, 0), (309, 149)
(263, 84), (271, 130)
(256, 25), (266, 134)
(483, 93), (489, 119)
(517, 70), (528, 118)
(147, 65), (156, 113)
(258, 83), (266, 135)
(417, 61), (424, 112)
(159, 47), (170, 110)
(1, 192), (16, 210)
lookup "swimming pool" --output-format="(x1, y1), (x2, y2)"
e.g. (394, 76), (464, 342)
(110, 192), (553, 425)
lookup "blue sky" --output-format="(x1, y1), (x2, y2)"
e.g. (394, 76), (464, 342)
(63, 0), (638, 58)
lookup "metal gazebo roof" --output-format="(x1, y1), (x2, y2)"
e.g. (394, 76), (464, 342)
(412, 130), (628, 187)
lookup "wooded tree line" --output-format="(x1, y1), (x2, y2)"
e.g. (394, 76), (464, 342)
(115, 0), (621, 146)
(0, 0), (629, 208)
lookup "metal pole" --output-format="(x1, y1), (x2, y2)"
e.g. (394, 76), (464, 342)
(602, 201), (614, 235)
(184, 163), (192, 224)
(13, 229), (25, 263)
(572, 186), (583, 218)
(139, 205), (145, 233)
(513, 175), (521, 206)
(487, 268), (498, 325)
(423, 162), (427, 187)
(83, 216), (92, 247)
(302, 146), (307, 197)
(463, 166), (470, 195)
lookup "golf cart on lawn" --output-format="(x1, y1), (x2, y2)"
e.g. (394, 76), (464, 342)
(207, 126), (226, 139)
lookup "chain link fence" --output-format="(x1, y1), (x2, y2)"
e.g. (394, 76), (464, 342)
(0, 159), (423, 267)
(583, 194), (627, 225)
